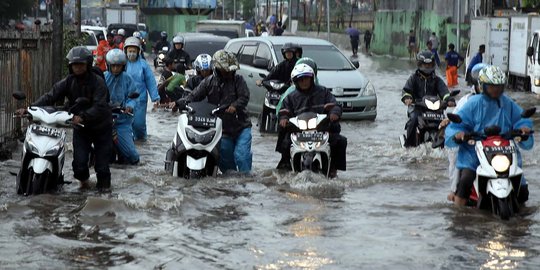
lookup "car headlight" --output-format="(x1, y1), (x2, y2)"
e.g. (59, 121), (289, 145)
(185, 128), (216, 144)
(270, 81), (286, 89)
(491, 155), (510, 172)
(360, 81), (376, 96)
(45, 144), (61, 156)
(297, 120), (308, 130)
(425, 99), (441, 111)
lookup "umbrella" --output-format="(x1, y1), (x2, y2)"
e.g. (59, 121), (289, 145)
(346, 27), (360, 37)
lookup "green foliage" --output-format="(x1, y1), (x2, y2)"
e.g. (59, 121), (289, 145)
(0, 0), (35, 19)
(241, 0), (255, 20)
(522, 0), (540, 7)
(62, 27), (86, 76)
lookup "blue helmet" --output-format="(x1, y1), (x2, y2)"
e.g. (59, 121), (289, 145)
(105, 48), (127, 71)
(194, 54), (212, 72)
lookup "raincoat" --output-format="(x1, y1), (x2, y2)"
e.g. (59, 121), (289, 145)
(126, 56), (160, 141)
(105, 71), (140, 164)
(445, 93), (533, 171)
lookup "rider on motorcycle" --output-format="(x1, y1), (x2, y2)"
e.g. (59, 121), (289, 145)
(153, 31), (169, 54)
(278, 63), (347, 178)
(17, 46), (113, 191)
(445, 65), (534, 206)
(104, 48), (140, 165)
(185, 54), (213, 92)
(258, 42), (301, 87)
(167, 35), (191, 72)
(177, 50), (252, 173)
(401, 50), (455, 147)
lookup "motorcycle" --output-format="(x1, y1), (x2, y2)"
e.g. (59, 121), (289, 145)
(258, 74), (289, 133)
(164, 101), (226, 179)
(12, 91), (88, 195)
(400, 90), (460, 148)
(154, 46), (169, 69)
(285, 108), (333, 177)
(447, 107), (536, 220)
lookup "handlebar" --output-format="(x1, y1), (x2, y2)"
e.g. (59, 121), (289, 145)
(454, 130), (534, 144)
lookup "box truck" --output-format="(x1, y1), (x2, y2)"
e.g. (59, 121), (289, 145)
(466, 17), (510, 73)
(508, 15), (540, 93)
(106, 8), (138, 25)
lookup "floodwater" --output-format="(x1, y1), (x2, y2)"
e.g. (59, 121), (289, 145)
(1, 53), (540, 269)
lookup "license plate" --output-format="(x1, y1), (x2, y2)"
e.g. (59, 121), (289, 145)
(297, 131), (325, 142)
(423, 112), (445, 121)
(31, 125), (61, 137)
(188, 115), (216, 128)
(267, 92), (280, 99)
(337, 101), (352, 108)
(485, 145), (515, 154)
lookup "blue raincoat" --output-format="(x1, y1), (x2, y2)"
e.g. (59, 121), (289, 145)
(126, 56), (160, 141)
(445, 94), (533, 171)
(105, 71), (140, 164)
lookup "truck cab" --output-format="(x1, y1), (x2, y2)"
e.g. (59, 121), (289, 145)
(527, 30), (540, 93)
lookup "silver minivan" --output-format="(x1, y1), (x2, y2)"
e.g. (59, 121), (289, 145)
(224, 36), (377, 120)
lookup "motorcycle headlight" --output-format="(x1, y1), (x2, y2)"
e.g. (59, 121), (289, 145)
(425, 99), (441, 111)
(298, 120), (308, 130)
(25, 140), (39, 154)
(307, 118), (317, 129)
(360, 81), (376, 96)
(491, 155), (510, 172)
(158, 53), (166, 60)
(269, 81), (286, 89)
(185, 128), (216, 144)
(45, 144), (61, 156)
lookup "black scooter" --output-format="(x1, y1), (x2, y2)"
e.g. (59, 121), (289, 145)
(258, 74), (289, 133)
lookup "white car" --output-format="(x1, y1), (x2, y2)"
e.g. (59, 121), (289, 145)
(81, 25), (107, 39)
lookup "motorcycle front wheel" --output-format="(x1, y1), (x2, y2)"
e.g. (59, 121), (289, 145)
(496, 197), (512, 220)
(31, 171), (49, 195)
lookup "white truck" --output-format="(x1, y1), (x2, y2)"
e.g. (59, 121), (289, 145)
(196, 20), (247, 39)
(466, 17), (510, 73)
(105, 8), (138, 25)
(508, 15), (540, 93)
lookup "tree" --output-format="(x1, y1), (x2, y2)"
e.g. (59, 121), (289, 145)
(241, 0), (256, 20)
(0, 0), (35, 19)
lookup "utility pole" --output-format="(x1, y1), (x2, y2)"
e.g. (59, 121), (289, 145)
(457, 0), (461, 54)
(326, 0), (330, 42)
(233, 0), (236, 20)
(52, 0), (63, 83)
(76, 0), (81, 35)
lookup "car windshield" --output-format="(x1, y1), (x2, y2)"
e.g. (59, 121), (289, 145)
(274, 45), (354, 70)
(82, 33), (97, 46)
(184, 40), (228, 61)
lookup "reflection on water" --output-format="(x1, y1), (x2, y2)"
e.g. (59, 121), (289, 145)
(478, 239), (525, 270)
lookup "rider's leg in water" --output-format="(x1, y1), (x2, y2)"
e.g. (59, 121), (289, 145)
(329, 133), (347, 174)
(72, 129), (92, 188)
(454, 168), (476, 206)
(447, 149), (459, 201)
(405, 110), (420, 147)
(115, 120), (140, 165)
(219, 136), (238, 173)
(233, 127), (252, 173)
(275, 128), (291, 170)
(133, 100), (148, 141)
(92, 127), (112, 190)
(517, 154), (529, 204)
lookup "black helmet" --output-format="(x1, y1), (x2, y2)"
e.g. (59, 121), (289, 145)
(66, 46), (93, 65)
(281, 42), (297, 58)
(292, 43), (303, 58)
(416, 50), (435, 74)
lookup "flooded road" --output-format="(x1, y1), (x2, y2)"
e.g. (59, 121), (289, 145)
(1, 53), (540, 269)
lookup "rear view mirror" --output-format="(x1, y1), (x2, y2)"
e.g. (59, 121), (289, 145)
(128, 92), (140, 99)
(12, 91), (26, 100)
(521, 107), (536, 118)
(351, 60), (359, 68)
(447, 113), (462, 124)
(253, 59), (269, 69)
(527, 46), (534, 57)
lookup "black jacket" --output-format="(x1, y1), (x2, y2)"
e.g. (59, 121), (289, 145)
(33, 72), (112, 130)
(402, 70), (450, 103)
(263, 58), (298, 84)
(153, 39), (169, 52)
(185, 75), (205, 91)
(186, 74), (251, 137)
(280, 84), (342, 121)
(167, 48), (191, 71)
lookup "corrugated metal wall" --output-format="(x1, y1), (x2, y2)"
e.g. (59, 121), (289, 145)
(0, 26), (53, 155)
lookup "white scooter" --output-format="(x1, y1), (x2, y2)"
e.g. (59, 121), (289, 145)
(164, 101), (226, 179)
(12, 92), (87, 195)
(287, 111), (332, 177)
(447, 108), (535, 220)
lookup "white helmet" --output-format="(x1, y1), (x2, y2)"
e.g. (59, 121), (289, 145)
(291, 63), (315, 82)
(173, 36), (184, 45)
(123, 37), (141, 53)
(132, 31), (142, 39)
(194, 54), (212, 71)
(118, 28), (126, 36)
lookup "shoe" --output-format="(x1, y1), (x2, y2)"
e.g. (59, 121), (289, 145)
(79, 180), (91, 190)
(329, 169), (338, 178)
